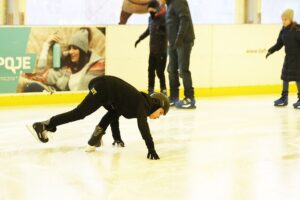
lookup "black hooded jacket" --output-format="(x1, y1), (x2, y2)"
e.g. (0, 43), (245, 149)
(139, 5), (167, 54)
(165, 0), (195, 46)
(89, 75), (160, 150)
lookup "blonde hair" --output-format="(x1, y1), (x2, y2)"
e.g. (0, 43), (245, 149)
(281, 9), (294, 21)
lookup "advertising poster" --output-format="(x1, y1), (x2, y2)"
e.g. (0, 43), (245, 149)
(0, 27), (106, 94)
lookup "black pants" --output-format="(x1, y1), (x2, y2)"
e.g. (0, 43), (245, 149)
(48, 89), (121, 139)
(168, 42), (194, 99)
(282, 81), (300, 97)
(148, 52), (167, 91)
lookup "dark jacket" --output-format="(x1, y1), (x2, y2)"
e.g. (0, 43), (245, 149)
(139, 6), (167, 54)
(89, 75), (160, 150)
(165, 0), (195, 46)
(269, 23), (300, 81)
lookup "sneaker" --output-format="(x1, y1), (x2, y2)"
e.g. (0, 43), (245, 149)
(176, 98), (196, 109)
(169, 96), (179, 107)
(274, 96), (288, 107)
(293, 99), (300, 109)
(88, 125), (105, 147)
(27, 122), (49, 143)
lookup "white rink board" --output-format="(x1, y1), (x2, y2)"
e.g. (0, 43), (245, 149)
(106, 25), (285, 90)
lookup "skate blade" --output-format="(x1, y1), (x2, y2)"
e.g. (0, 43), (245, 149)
(26, 124), (41, 143)
(85, 145), (96, 152)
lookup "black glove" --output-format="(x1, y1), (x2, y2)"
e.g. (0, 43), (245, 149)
(266, 51), (272, 59)
(147, 149), (160, 160)
(135, 39), (141, 48)
(112, 139), (125, 147)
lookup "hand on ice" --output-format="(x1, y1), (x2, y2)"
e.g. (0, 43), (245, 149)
(112, 140), (125, 147)
(147, 149), (160, 160)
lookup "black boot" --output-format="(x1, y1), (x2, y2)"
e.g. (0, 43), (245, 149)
(88, 126), (105, 147)
(274, 91), (288, 107)
(293, 93), (300, 109)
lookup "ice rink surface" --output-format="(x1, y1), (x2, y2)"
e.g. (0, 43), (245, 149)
(1, 95), (300, 200)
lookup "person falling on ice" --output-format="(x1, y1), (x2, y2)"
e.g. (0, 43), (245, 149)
(27, 75), (169, 160)
(266, 9), (300, 109)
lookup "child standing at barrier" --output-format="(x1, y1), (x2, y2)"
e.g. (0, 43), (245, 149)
(135, 0), (167, 95)
(266, 9), (300, 109)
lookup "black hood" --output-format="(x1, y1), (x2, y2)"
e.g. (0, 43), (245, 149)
(140, 92), (161, 115)
(149, 98), (161, 114)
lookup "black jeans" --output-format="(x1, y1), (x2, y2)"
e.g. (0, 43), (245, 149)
(282, 81), (300, 97)
(148, 52), (167, 91)
(48, 87), (120, 135)
(168, 42), (194, 99)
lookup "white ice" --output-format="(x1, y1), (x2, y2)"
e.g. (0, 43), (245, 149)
(1, 95), (300, 200)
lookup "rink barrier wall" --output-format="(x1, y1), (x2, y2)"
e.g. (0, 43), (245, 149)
(0, 91), (88, 107)
(106, 25), (285, 90)
(0, 24), (293, 107)
(0, 84), (298, 107)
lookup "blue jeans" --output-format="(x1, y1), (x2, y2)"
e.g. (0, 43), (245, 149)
(168, 42), (194, 99)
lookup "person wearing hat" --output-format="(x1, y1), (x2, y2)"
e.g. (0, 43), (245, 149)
(266, 9), (300, 108)
(135, 0), (168, 95)
(22, 28), (105, 92)
(27, 75), (170, 160)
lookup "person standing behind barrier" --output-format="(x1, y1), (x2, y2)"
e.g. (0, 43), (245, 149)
(158, 0), (196, 109)
(135, 0), (168, 95)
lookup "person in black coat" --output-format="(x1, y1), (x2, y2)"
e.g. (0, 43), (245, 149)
(135, 0), (168, 95)
(27, 75), (170, 160)
(158, 0), (196, 109)
(266, 9), (300, 109)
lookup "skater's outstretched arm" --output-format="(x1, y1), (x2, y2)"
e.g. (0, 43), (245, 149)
(268, 30), (284, 55)
(135, 27), (150, 48)
(137, 117), (160, 160)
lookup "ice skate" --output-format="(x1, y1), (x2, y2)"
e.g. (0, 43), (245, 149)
(176, 98), (196, 109)
(161, 89), (167, 96)
(86, 126), (105, 152)
(148, 88), (154, 95)
(293, 99), (300, 109)
(169, 96), (179, 107)
(274, 94), (288, 107)
(26, 121), (50, 143)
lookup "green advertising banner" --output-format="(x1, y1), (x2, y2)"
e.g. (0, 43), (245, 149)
(0, 27), (106, 94)
(0, 28), (36, 93)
